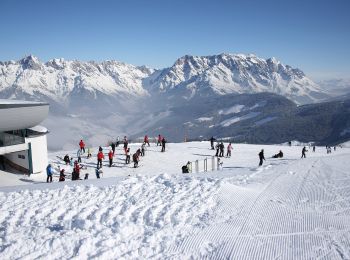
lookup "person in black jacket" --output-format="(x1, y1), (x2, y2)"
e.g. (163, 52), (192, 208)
(219, 142), (225, 157)
(259, 149), (265, 166)
(301, 147), (307, 158)
(210, 136), (216, 150)
(161, 137), (166, 152)
(63, 154), (70, 165)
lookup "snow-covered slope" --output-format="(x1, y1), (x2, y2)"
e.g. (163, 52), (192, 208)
(0, 55), (153, 103)
(1, 142), (350, 258)
(146, 54), (326, 104)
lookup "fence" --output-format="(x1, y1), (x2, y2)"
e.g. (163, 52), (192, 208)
(185, 156), (222, 173)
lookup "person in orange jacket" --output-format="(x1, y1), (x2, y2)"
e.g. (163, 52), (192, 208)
(108, 150), (114, 167)
(97, 150), (105, 168)
(79, 140), (85, 154)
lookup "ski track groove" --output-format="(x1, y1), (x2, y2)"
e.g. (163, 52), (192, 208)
(170, 156), (350, 259)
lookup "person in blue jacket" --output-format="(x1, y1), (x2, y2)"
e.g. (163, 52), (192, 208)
(46, 164), (54, 183)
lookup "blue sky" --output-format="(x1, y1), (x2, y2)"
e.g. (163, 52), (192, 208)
(0, 0), (349, 80)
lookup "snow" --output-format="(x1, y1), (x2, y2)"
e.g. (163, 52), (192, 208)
(218, 104), (245, 115)
(1, 142), (350, 258)
(196, 117), (213, 122)
(254, 116), (277, 126)
(220, 112), (260, 127)
(28, 125), (48, 133)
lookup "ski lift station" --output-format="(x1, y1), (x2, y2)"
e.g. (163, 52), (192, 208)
(0, 99), (49, 175)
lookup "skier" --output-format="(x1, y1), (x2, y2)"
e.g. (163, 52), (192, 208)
(79, 139), (85, 154)
(259, 149), (265, 166)
(219, 142), (224, 157)
(99, 146), (103, 152)
(87, 147), (92, 158)
(132, 152), (140, 168)
(46, 164), (54, 183)
(301, 146), (307, 158)
(226, 142), (232, 157)
(144, 135), (150, 147)
(334, 146), (336, 151)
(123, 137), (128, 154)
(141, 143), (145, 156)
(77, 149), (82, 163)
(111, 142), (116, 155)
(313, 146), (315, 152)
(63, 154), (70, 165)
(108, 150), (113, 167)
(210, 136), (216, 150)
(125, 148), (131, 164)
(97, 150), (104, 168)
(59, 169), (66, 182)
(116, 136), (120, 147)
(157, 134), (162, 146)
(161, 137), (166, 152)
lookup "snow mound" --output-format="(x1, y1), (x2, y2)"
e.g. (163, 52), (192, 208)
(0, 174), (221, 259)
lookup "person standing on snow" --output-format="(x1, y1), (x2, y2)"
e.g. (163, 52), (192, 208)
(313, 146), (316, 152)
(132, 151), (140, 168)
(226, 142), (232, 157)
(301, 146), (307, 158)
(141, 143), (146, 156)
(125, 148), (131, 164)
(108, 150), (114, 167)
(87, 147), (92, 158)
(79, 139), (85, 154)
(210, 136), (216, 150)
(215, 143), (220, 156)
(59, 169), (66, 182)
(157, 134), (162, 146)
(111, 142), (116, 155)
(219, 142), (225, 157)
(259, 149), (265, 166)
(64, 154), (70, 165)
(97, 150), (104, 168)
(161, 137), (166, 152)
(77, 149), (82, 163)
(72, 161), (83, 180)
(46, 164), (54, 183)
(116, 136), (120, 147)
(123, 136), (128, 154)
(144, 135), (150, 147)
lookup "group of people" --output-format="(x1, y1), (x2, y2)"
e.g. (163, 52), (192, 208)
(212, 138), (232, 158)
(47, 134), (169, 182)
(46, 135), (343, 183)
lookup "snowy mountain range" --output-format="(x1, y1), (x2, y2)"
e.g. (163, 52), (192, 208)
(2, 54), (347, 149)
(146, 54), (327, 104)
(0, 54), (327, 105)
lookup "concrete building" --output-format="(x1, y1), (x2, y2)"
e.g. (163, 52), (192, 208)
(0, 99), (49, 175)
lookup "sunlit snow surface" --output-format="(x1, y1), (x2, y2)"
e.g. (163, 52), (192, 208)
(1, 142), (350, 259)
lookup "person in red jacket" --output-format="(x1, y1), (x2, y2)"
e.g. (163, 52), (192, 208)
(108, 150), (114, 167)
(79, 140), (85, 154)
(144, 135), (150, 147)
(157, 134), (162, 146)
(97, 150), (104, 168)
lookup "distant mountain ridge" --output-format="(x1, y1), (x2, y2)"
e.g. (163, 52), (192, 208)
(0, 53), (327, 105)
(2, 53), (346, 150)
(146, 54), (326, 104)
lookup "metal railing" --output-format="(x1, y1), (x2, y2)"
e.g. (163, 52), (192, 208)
(185, 156), (221, 173)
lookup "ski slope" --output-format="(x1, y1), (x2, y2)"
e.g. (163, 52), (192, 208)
(0, 142), (349, 259)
